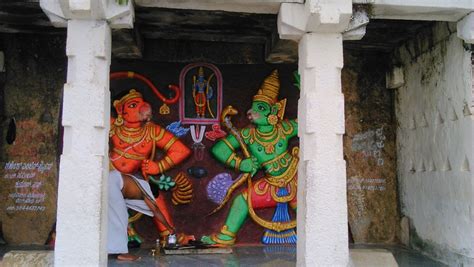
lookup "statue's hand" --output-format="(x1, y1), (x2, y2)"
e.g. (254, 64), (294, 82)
(239, 157), (258, 176)
(141, 160), (159, 179)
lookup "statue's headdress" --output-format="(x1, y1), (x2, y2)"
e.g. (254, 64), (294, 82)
(253, 70), (280, 105)
(112, 89), (143, 127)
(253, 70), (287, 120)
(113, 89), (142, 110)
(198, 67), (205, 77)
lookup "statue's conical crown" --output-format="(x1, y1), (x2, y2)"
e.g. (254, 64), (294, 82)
(253, 70), (280, 105)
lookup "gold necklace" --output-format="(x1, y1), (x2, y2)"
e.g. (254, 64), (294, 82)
(256, 126), (278, 139)
(123, 125), (141, 132)
(115, 124), (149, 144)
(251, 125), (282, 154)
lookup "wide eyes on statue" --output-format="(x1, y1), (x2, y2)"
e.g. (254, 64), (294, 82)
(128, 103), (137, 108)
(258, 105), (265, 111)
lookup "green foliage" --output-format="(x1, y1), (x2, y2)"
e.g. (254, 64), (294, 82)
(149, 174), (176, 191)
(293, 71), (300, 90)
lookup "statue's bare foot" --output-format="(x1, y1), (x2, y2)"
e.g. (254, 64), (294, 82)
(178, 233), (196, 245)
(117, 253), (141, 261)
(200, 235), (216, 245)
(201, 233), (235, 246)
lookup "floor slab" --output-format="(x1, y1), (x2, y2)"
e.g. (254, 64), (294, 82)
(0, 244), (448, 267)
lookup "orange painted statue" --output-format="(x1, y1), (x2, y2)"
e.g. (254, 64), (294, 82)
(108, 89), (191, 261)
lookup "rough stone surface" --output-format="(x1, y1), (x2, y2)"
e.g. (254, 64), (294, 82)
(2, 250), (53, 267)
(395, 22), (474, 266)
(400, 217), (409, 247)
(386, 66), (404, 89)
(0, 35), (65, 245)
(343, 50), (399, 244)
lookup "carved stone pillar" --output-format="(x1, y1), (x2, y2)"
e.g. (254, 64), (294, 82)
(39, 1), (133, 265)
(278, 1), (352, 265)
(55, 19), (111, 266)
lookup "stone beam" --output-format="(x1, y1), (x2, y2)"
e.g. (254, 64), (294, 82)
(265, 39), (298, 63)
(112, 28), (143, 59)
(135, 0), (304, 14)
(40, 0), (134, 29)
(265, 29), (298, 63)
(458, 12), (474, 44)
(343, 9), (369, 41)
(353, 0), (474, 21)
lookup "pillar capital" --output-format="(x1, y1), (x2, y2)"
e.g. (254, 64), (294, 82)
(40, 0), (134, 29)
(277, 0), (353, 40)
(457, 12), (474, 44)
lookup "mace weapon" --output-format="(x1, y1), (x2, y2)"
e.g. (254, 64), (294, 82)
(208, 105), (251, 215)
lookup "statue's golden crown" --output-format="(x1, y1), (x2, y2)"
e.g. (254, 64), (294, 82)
(253, 70), (280, 105)
(113, 89), (142, 108)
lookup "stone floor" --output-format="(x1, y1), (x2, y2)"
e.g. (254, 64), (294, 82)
(109, 245), (296, 267)
(107, 244), (447, 267)
(0, 244), (447, 266)
(351, 244), (447, 267)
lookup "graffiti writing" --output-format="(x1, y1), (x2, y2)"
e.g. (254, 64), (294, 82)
(3, 161), (52, 212)
(347, 177), (386, 191)
(351, 127), (386, 166)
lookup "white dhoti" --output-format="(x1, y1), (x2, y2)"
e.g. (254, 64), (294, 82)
(107, 170), (155, 254)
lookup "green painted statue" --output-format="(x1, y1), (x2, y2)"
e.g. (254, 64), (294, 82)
(202, 70), (298, 245)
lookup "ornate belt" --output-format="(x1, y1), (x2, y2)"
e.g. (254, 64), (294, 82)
(264, 147), (299, 187)
(112, 147), (147, 160)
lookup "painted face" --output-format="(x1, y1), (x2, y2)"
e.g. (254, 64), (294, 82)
(247, 101), (274, 126)
(118, 97), (152, 123)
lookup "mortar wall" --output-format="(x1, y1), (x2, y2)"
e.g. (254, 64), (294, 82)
(395, 22), (474, 265)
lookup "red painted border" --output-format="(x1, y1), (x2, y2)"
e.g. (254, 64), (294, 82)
(179, 63), (223, 125)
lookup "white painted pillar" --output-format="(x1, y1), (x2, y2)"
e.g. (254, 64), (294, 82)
(54, 19), (111, 266)
(297, 33), (348, 266)
(278, 1), (352, 266)
(39, 1), (134, 265)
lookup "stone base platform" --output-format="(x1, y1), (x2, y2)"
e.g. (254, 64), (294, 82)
(163, 246), (233, 255)
(2, 250), (53, 267)
(350, 248), (398, 267)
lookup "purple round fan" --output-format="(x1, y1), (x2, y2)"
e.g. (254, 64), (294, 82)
(206, 173), (238, 204)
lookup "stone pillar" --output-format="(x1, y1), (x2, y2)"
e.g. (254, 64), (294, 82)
(39, 1), (134, 266)
(297, 32), (348, 266)
(278, 1), (352, 266)
(54, 20), (111, 266)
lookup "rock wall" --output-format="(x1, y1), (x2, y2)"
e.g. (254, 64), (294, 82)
(0, 33), (401, 246)
(395, 22), (474, 265)
(0, 34), (65, 245)
(342, 50), (399, 244)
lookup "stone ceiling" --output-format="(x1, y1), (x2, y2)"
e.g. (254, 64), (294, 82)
(0, 1), (436, 63)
